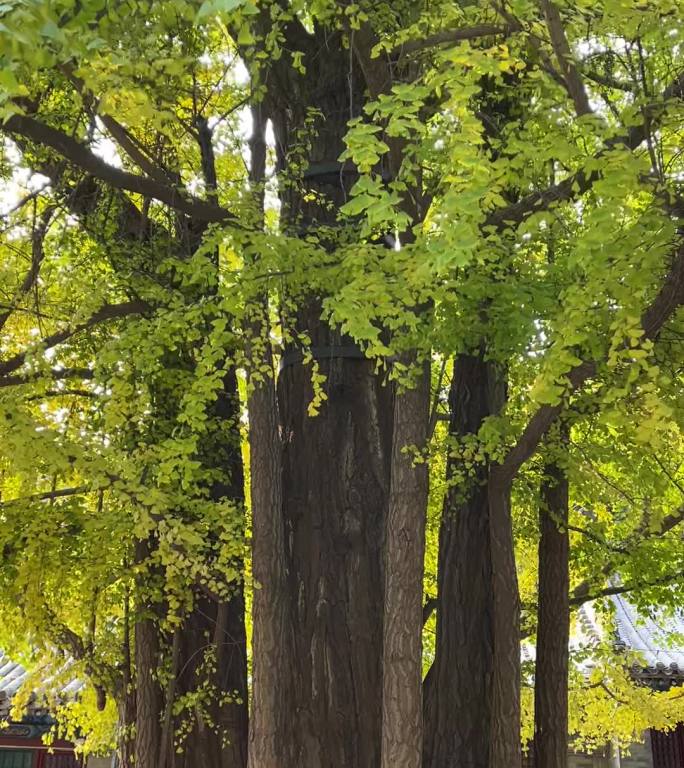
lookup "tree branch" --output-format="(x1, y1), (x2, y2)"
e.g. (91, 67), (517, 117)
(98, 113), (180, 186)
(422, 596), (438, 626)
(570, 502), (684, 605)
(0, 208), (54, 333)
(486, 69), (684, 230)
(0, 486), (90, 508)
(581, 69), (634, 92)
(540, 0), (591, 116)
(23, 388), (95, 401)
(392, 23), (518, 57)
(0, 300), (149, 377)
(566, 524), (628, 554)
(569, 570), (683, 606)
(0, 367), (94, 389)
(3, 114), (234, 223)
(496, 239), (684, 483)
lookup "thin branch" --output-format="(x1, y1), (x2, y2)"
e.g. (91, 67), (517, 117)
(0, 208), (54, 333)
(566, 524), (628, 554)
(0, 300), (149, 378)
(98, 113), (180, 186)
(651, 454), (684, 496)
(486, 69), (684, 231)
(58, 64), (181, 188)
(0, 183), (52, 220)
(392, 23), (518, 57)
(3, 114), (235, 224)
(570, 502), (684, 604)
(582, 69), (634, 92)
(0, 367), (94, 389)
(573, 441), (640, 507)
(495, 239), (684, 484)
(0, 486), (90, 507)
(569, 570), (683, 606)
(422, 596), (438, 626)
(23, 388), (95, 401)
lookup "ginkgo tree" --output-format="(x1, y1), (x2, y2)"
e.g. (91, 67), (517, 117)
(0, 0), (683, 767)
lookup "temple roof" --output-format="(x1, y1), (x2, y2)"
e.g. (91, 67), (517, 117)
(0, 651), (83, 721)
(577, 594), (684, 687)
(612, 595), (684, 686)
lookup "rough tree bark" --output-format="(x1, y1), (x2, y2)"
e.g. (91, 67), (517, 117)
(265, 32), (394, 768)
(381, 359), (430, 768)
(533, 451), (570, 768)
(134, 542), (163, 768)
(424, 352), (520, 768)
(176, 366), (249, 768)
(246, 101), (297, 768)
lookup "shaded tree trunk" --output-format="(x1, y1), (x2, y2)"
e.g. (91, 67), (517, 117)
(533, 454), (570, 768)
(134, 542), (163, 768)
(174, 365), (249, 768)
(246, 101), (296, 768)
(264, 33), (394, 768)
(176, 594), (248, 768)
(424, 352), (521, 768)
(278, 331), (393, 767)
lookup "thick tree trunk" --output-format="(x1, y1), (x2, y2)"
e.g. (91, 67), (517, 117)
(264, 34), (393, 768)
(278, 323), (393, 767)
(424, 352), (520, 768)
(381, 359), (430, 768)
(533, 456), (569, 768)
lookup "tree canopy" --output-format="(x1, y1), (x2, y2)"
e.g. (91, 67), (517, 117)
(0, 0), (682, 766)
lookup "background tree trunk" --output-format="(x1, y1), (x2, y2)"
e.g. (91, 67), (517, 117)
(134, 544), (163, 768)
(245, 100), (296, 768)
(533, 453), (570, 768)
(424, 352), (520, 768)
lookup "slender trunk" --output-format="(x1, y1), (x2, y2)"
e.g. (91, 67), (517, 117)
(488, 471), (522, 768)
(381, 359), (430, 768)
(134, 617), (163, 768)
(195, 366), (249, 767)
(117, 698), (136, 768)
(424, 352), (520, 768)
(117, 585), (135, 768)
(246, 370), (292, 767)
(213, 595), (249, 768)
(176, 593), (248, 768)
(246, 100), (294, 768)
(159, 630), (180, 768)
(533, 455), (569, 768)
